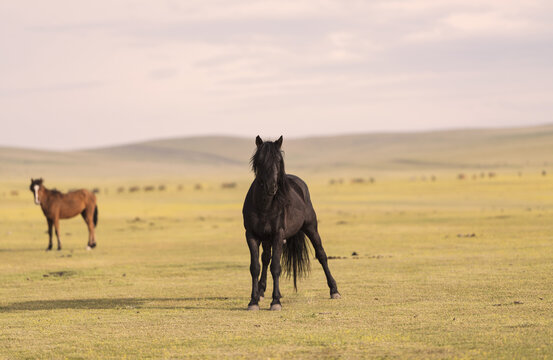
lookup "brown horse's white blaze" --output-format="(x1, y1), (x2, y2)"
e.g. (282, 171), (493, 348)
(33, 184), (40, 205)
(29, 178), (98, 251)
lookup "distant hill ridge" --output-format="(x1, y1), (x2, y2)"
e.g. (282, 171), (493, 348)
(2, 124), (553, 178)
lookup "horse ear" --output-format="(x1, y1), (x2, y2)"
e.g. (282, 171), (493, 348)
(255, 136), (263, 147)
(275, 136), (283, 149)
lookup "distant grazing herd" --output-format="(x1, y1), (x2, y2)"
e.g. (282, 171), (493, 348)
(2, 170), (549, 198)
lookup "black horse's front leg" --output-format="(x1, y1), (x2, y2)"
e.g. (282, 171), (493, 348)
(270, 233), (284, 311)
(246, 231), (261, 311)
(258, 241), (272, 300)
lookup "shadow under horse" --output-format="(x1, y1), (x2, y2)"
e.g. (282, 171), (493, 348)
(29, 178), (98, 250)
(242, 136), (340, 311)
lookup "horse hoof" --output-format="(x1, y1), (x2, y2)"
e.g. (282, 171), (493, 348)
(86, 246), (92, 251)
(270, 304), (282, 311)
(247, 304), (260, 311)
(90, 243), (97, 248)
(331, 292), (342, 299)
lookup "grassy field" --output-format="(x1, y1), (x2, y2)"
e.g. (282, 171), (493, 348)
(1, 172), (552, 359)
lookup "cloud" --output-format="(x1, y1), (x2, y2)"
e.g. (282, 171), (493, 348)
(0, 82), (104, 97)
(398, 0), (553, 42)
(149, 68), (178, 80)
(406, 11), (545, 42)
(0, 0), (552, 149)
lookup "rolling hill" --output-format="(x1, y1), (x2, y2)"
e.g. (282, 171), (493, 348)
(2, 124), (553, 181)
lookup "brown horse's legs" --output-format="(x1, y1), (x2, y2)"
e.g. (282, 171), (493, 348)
(83, 210), (96, 249)
(53, 218), (61, 251)
(46, 219), (53, 251)
(258, 241), (271, 299)
(246, 231), (261, 310)
(87, 221), (96, 249)
(270, 235), (284, 310)
(303, 224), (340, 298)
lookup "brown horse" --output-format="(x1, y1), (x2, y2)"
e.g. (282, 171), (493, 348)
(29, 178), (98, 251)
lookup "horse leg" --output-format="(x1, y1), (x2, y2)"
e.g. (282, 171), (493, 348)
(86, 219), (96, 249)
(270, 234), (284, 310)
(82, 209), (96, 249)
(54, 218), (62, 251)
(303, 223), (340, 299)
(246, 231), (261, 310)
(258, 241), (272, 300)
(46, 219), (53, 251)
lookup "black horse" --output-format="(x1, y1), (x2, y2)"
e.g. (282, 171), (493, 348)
(242, 136), (340, 311)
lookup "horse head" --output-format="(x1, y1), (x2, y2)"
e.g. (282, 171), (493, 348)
(251, 136), (285, 198)
(29, 178), (44, 205)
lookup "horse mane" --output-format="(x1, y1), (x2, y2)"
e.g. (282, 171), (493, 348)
(48, 188), (63, 197)
(250, 141), (290, 206)
(30, 179), (64, 198)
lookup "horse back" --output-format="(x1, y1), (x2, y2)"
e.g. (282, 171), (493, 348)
(70, 188), (95, 200)
(58, 189), (96, 219)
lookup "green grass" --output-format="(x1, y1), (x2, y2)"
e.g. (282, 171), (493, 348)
(1, 173), (553, 358)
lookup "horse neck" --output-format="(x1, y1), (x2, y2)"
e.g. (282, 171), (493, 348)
(253, 182), (276, 212)
(40, 186), (54, 205)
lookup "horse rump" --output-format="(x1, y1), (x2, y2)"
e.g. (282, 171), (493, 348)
(282, 231), (311, 291)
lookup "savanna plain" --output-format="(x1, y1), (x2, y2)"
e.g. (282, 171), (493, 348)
(1, 171), (552, 359)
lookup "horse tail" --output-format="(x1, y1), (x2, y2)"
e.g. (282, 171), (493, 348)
(93, 205), (98, 227)
(282, 231), (311, 291)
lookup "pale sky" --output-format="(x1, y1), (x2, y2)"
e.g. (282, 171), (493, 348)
(2, 0), (553, 150)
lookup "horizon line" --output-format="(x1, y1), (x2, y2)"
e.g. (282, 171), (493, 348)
(3, 122), (552, 153)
